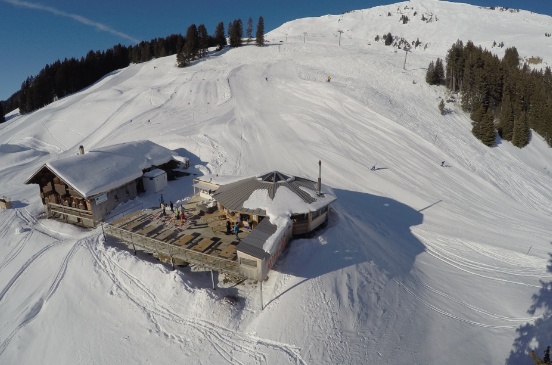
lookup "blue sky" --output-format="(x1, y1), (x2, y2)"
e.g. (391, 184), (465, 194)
(1, 0), (551, 102)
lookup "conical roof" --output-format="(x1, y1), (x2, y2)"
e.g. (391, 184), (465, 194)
(211, 171), (334, 215)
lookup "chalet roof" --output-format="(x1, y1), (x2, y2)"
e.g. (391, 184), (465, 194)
(26, 140), (175, 198)
(211, 171), (336, 216)
(236, 218), (275, 259)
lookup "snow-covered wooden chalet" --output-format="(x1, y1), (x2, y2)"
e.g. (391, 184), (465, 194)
(26, 140), (180, 227)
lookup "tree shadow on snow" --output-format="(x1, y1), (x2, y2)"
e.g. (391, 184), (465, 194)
(506, 247), (552, 365)
(271, 188), (425, 282)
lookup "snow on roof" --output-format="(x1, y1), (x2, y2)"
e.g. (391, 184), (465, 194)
(214, 171), (337, 216)
(143, 169), (166, 178)
(197, 174), (248, 186)
(46, 140), (175, 198)
(212, 171), (336, 254)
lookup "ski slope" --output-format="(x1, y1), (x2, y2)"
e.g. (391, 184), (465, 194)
(1, 1), (552, 364)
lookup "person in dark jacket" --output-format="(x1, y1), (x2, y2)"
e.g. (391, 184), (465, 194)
(226, 220), (231, 235)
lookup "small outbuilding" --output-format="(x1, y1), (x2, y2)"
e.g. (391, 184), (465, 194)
(25, 140), (178, 227)
(0, 198), (12, 209)
(142, 169), (168, 193)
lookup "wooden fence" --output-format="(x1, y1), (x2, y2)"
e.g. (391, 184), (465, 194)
(102, 223), (242, 278)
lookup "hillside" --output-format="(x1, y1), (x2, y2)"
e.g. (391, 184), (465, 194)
(1, 1), (552, 364)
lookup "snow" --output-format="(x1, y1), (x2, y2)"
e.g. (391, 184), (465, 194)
(44, 140), (176, 198)
(1, 1), (552, 364)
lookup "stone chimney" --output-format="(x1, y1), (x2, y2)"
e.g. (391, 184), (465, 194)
(79, 145), (84, 155)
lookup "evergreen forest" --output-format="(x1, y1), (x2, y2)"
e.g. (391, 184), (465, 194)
(1, 17), (265, 119)
(426, 40), (552, 148)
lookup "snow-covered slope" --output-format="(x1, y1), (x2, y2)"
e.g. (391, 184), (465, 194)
(1, 1), (552, 364)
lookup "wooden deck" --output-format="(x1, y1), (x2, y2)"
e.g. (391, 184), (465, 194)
(104, 197), (249, 276)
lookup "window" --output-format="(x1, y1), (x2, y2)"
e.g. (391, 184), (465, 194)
(240, 258), (257, 267)
(291, 213), (308, 222)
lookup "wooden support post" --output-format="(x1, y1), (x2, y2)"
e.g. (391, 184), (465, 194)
(130, 233), (137, 255)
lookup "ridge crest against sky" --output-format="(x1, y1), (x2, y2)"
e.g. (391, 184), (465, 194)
(1, 0), (552, 101)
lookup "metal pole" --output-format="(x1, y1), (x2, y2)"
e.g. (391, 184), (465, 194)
(303, 32), (306, 43)
(260, 280), (264, 310)
(338, 30), (343, 46)
(211, 270), (216, 290)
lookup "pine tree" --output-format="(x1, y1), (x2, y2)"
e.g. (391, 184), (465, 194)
(426, 61), (435, 84)
(246, 17), (253, 44)
(434, 58), (445, 85)
(256, 16), (265, 46)
(480, 108), (496, 146)
(229, 19), (243, 47)
(184, 24), (199, 61)
(470, 103), (485, 140)
(384, 32), (393, 46)
(512, 112), (530, 148)
(438, 99), (446, 115)
(445, 39), (464, 92)
(502, 47), (520, 70)
(197, 24), (209, 58)
(214, 22), (227, 50)
(0, 102), (5, 123)
(498, 91), (514, 141)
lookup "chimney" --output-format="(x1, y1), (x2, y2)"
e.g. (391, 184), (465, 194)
(317, 160), (322, 196)
(79, 145), (84, 155)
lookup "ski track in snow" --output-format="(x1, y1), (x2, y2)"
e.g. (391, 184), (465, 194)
(0, 239), (83, 357)
(393, 279), (526, 329)
(85, 235), (306, 364)
(339, 206), (545, 330)
(416, 231), (551, 285)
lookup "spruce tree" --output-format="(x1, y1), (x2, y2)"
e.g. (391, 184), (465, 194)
(438, 99), (445, 115)
(445, 39), (464, 92)
(384, 32), (393, 46)
(229, 19), (243, 47)
(214, 22), (227, 50)
(498, 91), (514, 141)
(198, 24), (209, 58)
(426, 61), (435, 84)
(256, 16), (265, 46)
(434, 58), (445, 85)
(470, 103), (485, 139)
(502, 47), (520, 70)
(246, 17), (253, 44)
(0, 102), (5, 123)
(527, 79), (546, 131)
(184, 24), (199, 61)
(480, 108), (496, 146)
(512, 112), (530, 148)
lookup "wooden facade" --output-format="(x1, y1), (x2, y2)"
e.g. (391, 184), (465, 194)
(26, 165), (139, 227)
